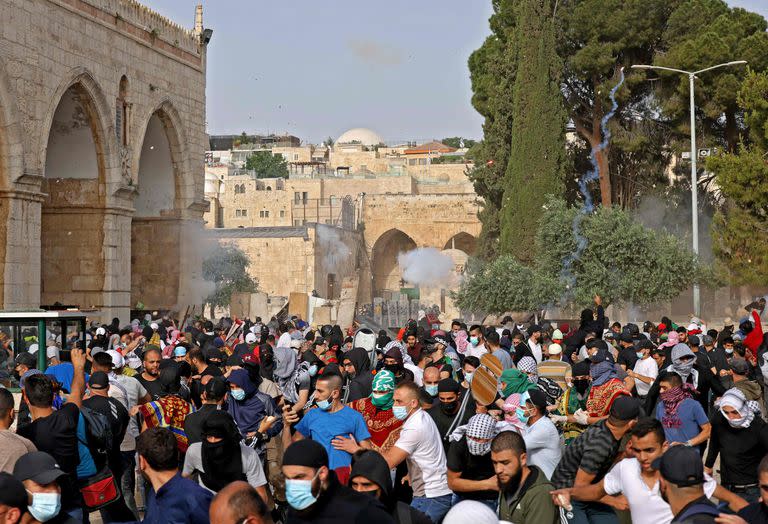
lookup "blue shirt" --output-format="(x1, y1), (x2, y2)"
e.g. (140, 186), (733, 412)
(656, 398), (709, 444)
(45, 363), (75, 393)
(75, 414), (97, 480)
(143, 473), (212, 524)
(295, 406), (371, 469)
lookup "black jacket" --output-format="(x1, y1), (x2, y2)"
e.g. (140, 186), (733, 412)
(342, 348), (374, 403)
(564, 305), (605, 357)
(286, 471), (393, 524)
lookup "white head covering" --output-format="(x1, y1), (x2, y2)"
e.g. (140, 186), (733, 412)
(277, 332), (292, 348)
(245, 332), (257, 344)
(717, 387), (761, 429)
(443, 500), (499, 524)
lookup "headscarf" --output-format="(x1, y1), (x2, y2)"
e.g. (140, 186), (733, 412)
(464, 413), (497, 456)
(659, 330), (680, 349)
(200, 411), (246, 492)
(350, 451), (395, 511)
(659, 383), (695, 429)
(226, 369), (267, 436)
(517, 356), (538, 384)
(589, 357), (618, 387)
(500, 368), (537, 397)
(342, 347), (371, 376)
(454, 330), (469, 355)
(384, 340), (413, 366)
(502, 393), (527, 433)
(717, 387), (761, 429)
(671, 343), (696, 381)
(370, 370), (396, 410)
(273, 344), (297, 391)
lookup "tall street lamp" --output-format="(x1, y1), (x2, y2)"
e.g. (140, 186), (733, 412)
(631, 61), (747, 317)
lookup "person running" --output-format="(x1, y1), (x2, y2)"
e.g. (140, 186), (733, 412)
(655, 373), (711, 449)
(348, 370), (403, 453)
(447, 413), (499, 510)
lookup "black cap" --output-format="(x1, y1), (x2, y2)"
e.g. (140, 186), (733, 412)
(0, 472), (28, 510)
(205, 348), (225, 362)
(619, 333), (634, 344)
(226, 354), (243, 367)
(589, 348), (610, 364)
(204, 376), (228, 400)
(526, 389), (548, 412)
(652, 446), (705, 487)
(88, 371), (109, 390)
(13, 451), (67, 485)
(433, 335), (451, 348)
(14, 352), (36, 368)
(437, 378), (460, 393)
(283, 439), (328, 469)
(730, 358), (750, 376)
(312, 337), (326, 347)
(609, 395), (641, 421)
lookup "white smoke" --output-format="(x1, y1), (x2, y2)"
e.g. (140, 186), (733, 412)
(398, 248), (455, 287)
(316, 226), (351, 272)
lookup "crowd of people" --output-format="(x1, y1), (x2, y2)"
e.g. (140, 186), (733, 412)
(1, 296), (768, 523)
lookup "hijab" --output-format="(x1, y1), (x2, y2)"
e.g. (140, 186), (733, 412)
(500, 368), (537, 397)
(517, 357), (539, 384)
(226, 369), (266, 436)
(200, 411), (246, 492)
(717, 387), (761, 429)
(502, 393), (526, 433)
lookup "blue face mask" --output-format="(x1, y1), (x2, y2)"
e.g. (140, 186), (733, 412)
(465, 371), (474, 383)
(230, 388), (246, 401)
(470, 336), (480, 346)
(285, 470), (320, 510)
(316, 397), (333, 411)
(393, 405), (411, 421)
(308, 365), (318, 377)
(425, 384), (438, 397)
(27, 491), (61, 522)
(636, 351), (645, 359)
(515, 407), (530, 424)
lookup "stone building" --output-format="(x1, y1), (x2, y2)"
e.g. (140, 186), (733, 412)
(0, 0), (210, 320)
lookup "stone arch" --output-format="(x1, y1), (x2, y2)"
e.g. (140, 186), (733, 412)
(443, 232), (477, 256)
(40, 73), (114, 309)
(371, 228), (417, 294)
(0, 55), (24, 186)
(130, 100), (190, 310)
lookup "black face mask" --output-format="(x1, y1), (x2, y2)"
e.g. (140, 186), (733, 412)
(573, 380), (590, 396)
(440, 401), (458, 415)
(384, 364), (401, 374)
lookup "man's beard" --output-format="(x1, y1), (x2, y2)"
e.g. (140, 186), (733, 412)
(501, 468), (523, 494)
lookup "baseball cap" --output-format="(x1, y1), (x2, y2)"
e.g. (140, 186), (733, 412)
(106, 349), (123, 368)
(88, 371), (109, 390)
(0, 472), (28, 510)
(619, 333), (634, 343)
(245, 332), (258, 344)
(13, 451), (67, 485)
(651, 446), (705, 487)
(150, 322), (159, 331)
(46, 346), (58, 359)
(312, 337), (326, 347)
(173, 346), (187, 357)
(433, 335), (452, 348)
(14, 352), (36, 368)
(95, 327), (107, 336)
(609, 395), (641, 421)
(547, 343), (562, 355)
(730, 358), (750, 376)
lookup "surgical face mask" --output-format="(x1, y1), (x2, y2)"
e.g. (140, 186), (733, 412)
(515, 407), (530, 424)
(316, 396), (333, 411)
(464, 371), (474, 383)
(725, 348), (734, 355)
(636, 351), (645, 359)
(27, 491), (61, 522)
(393, 405), (411, 421)
(230, 388), (246, 401)
(285, 470), (320, 510)
(470, 336), (480, 347)
(308, 364), (318, 377)
(425, 384), (438, 397)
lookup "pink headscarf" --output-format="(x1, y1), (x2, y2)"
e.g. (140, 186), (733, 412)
(502, 393), (527, 433)
(455, 330), (469, 355)
(162, 329), (181, 359)
(659, 330), (680, 349)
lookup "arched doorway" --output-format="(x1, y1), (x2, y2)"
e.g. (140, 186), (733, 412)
(443, 232), (477, 256)
(41, 83), (107, 309)
(131, 108), (182, 310)
(371, 229), (417, 295)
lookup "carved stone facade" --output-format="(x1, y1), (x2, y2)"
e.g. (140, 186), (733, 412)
(0, 0), (209, 320)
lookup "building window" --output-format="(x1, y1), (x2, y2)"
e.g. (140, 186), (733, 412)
(418, 158), (427, 165)
(235, 209), (241, 217)
(294, 192), (301, 203)
(260, 210), (270, 218)
(280, 210), (285, 218)
(408, 159), (417, 166)
(294, 154), (299, 160)
(241, 209), (247, 217)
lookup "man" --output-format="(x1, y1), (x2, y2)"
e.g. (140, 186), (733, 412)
(189, 347), (224, 408)
(657, 446), (720, 523)
(404, 331), (422, 364)
(538, 343), (571, 391)
(0, 472), (27, 524)
(421, 366), (440, 405)
(382, 381), (452, 523)
(138, 427), (213, 524)
(485, 331), (513, 370)
(551, 395), (641, 523)
(341, 348), (373, 403)
(282, 439), (393, 523)
(656, 373), (711, 448)
(431, 335), (460, 380)
(209, 480), (273, 524)
(527, 325), (543, 364)
(137, 346), (163, 399)
(350, 450), (431, 524)
(283, 374), (372, 484)
(17, 349), (86, 521)
(552, 418), (745, 524)
(185, 376), (227, 445)
(0, 388), (36, 473)
(467, 325), (487, 359)
(616, 333), (638, 371)
(427, 378), (471, 450)
(627, 339), (658, 400)
(521, 389), (561, 479)
(492, 430), (558, 523)
(13, 451), (79, 524)
(13, 351), (35, 387)
(737, 454), (768, 523)
(447, 413), (498, 509)
(730, 358), (762, 402)
(83, 372), (130, 477)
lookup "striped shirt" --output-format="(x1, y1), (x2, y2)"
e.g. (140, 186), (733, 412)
(538, 359), (572, 391)
(550, 419), (621, 489)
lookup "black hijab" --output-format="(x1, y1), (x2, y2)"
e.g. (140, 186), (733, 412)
(200, 411), (246, 492)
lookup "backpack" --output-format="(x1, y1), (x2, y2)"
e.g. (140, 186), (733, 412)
(79, 406), (113, 456)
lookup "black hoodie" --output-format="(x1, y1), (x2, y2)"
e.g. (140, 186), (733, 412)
(342, 347), (374, 403)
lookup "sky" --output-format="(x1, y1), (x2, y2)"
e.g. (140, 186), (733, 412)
(146, 1), (768, 144)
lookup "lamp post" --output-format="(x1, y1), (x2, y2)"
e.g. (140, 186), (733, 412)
(631, 61), (747, 317)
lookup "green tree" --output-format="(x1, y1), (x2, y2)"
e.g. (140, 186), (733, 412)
(708, 70), (768, 285)
(441, 137), (477, 149)
(202, 245), (258, 311)
(244, 151), (289, 179)
(500, 0), (566, 261)
(467, 0), (519, 259)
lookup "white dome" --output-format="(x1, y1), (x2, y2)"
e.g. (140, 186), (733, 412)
(336, 128), (383, 146)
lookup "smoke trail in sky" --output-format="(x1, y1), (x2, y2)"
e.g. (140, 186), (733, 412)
(561, 67), (626, 292)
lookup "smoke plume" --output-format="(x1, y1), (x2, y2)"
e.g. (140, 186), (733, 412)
(398, 248), (455, 287)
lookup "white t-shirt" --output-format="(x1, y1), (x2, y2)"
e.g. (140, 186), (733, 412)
(111, 374), (148, 451)
(523, 416), (562, 479)
(528, 339), (543, 363)
(633, 357), (659, 396)
(182, 441), (267, 493)
(603, 458), (716, 524)
(394, 409), (451, 498)
(467, 343), (487, 359)
(406, 363), (424, 386)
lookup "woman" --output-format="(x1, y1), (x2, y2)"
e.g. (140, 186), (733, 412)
(517, 356), (562, 406)
(501, 393), (527, 433)
(182, 411), (271, 504)
(552, 361), (591, 445)
(227, 369), (282, 443)
(136, 364), (195, 453)
(347, 370), (403, 453)
(499, 368), (537, 399)
(585, 348), (629, 420)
